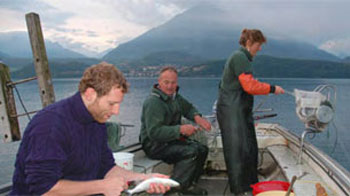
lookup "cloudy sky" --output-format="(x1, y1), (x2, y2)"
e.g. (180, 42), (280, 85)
(1, 0), (350, 58)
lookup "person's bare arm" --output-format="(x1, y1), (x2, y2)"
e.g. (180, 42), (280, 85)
(105, 165), (147, 181)
(105, 165), (170, 194)
(44, 165), (170, 196)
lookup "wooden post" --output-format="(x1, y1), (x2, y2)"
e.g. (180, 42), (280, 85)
(25, 12), (55, 107)
(0, 63), (21, 142)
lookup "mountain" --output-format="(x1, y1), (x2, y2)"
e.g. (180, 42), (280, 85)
(343, 56), (350, 63)
(11, 58), (100, 78)
(179, 55), (350, 78)
(130, 51), (205, 67)
(0, 31), (86, 59)
(97, 48), (114, 58)
(0, 51), (10, 59)
(11, 55), (348, 79)
(0, 58), (32, 71)
(103, 5), (339, 65)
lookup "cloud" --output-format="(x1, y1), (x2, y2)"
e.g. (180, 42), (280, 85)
(33, 0), (191, 56)
(2, 0), (350, 57)
(201, 0), (350, 58)
(0, 0), (211, 56)
(0, 9), (26, 31)
(215, 1), (350, 42)
(319, 38), (350, 58)
(97, 0), (181, 26)
(0, 0), (72, 27)
(0, 0), (54, 12)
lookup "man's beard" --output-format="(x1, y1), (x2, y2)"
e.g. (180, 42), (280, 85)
(87, 101), (105, 123)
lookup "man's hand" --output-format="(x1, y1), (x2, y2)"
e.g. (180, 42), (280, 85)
(102, 176), (127, 196)
(144, 173), (171, 194)
(275, 85), (285, 94)
(194, 115), (211, 131)
(147, 183), (170, 194)
(180, 124), (197, 136)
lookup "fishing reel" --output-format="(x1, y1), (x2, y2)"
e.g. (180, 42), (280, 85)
(294, 85), (336, 132)
(294, 85), (336, 164)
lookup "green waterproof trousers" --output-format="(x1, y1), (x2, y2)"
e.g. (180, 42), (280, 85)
(217, 88), (258, 194)
(142, 139), (208, 189)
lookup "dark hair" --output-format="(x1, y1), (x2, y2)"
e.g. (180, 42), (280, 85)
(159, 66), (178, 75)
(239, 29), (267, 47)
(79, 61), (129, 96)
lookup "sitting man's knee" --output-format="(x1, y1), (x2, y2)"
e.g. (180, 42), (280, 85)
(201, 144), (209, 154)
(195, 143), (208, 156)
(188, 144), (208, 159)
(184, 147), (198, 159)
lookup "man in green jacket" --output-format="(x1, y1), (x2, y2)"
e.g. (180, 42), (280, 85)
(140, 66), (211, 195)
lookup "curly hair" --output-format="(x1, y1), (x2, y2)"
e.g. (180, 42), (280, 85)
(239, 28), (267, 47)
(79, 62), (129, 96)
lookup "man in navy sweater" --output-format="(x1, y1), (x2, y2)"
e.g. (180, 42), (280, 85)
(11, 62), (170, 196)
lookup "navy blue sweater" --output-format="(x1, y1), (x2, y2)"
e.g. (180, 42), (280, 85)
(11, 92), (115, 195)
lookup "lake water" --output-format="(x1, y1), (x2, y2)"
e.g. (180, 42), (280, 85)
(1, 77), (350, 185)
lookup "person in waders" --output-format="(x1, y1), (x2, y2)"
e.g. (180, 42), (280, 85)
(140, 66), (212, 195)
(216, 29), (285, 196)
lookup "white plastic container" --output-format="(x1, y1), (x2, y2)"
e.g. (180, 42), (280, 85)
(113, 152), (134, 171)
(256, 191), (295, 196)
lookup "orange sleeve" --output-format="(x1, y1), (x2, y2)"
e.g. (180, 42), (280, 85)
(238, 73), (273, 95)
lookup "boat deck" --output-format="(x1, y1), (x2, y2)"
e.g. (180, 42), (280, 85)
(257, 123), (350, 196)
(1, 123), (349, 195)
(127, 123), (350, 195)
(268, 145), (336, 195)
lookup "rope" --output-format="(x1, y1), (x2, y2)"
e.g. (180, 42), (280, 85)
(13, 85), (31, 121)
(284, 89), (295, 97)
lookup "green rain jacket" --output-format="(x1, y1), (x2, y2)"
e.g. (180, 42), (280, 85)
(140, 84), (201, 147)
(220, 47), (253, 92)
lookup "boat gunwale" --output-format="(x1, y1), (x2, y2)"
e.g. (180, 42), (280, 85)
(267, 123), (350, 195)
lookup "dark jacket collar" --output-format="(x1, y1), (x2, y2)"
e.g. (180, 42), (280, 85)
(240, 47), (253, 62)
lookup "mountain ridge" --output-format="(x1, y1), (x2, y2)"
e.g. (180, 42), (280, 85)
(103, 4), (339, 65)
(0, 31), (86, 59)
(179, 55), (350, 78)
(0, 51), (10, 59)
(343, 56), (350, 62)
(10, 55), (350, 79)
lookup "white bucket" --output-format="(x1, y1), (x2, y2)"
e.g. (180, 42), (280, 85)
(113, 152), (134, 170)
(256, 191), (295, 196)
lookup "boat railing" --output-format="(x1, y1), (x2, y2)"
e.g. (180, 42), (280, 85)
(274, 124), (350, 194)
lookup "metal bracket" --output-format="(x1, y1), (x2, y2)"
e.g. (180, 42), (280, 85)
(297, 128), (317, 164)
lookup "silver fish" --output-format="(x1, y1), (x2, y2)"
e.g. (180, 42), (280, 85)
(125, 177), (180, 195)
